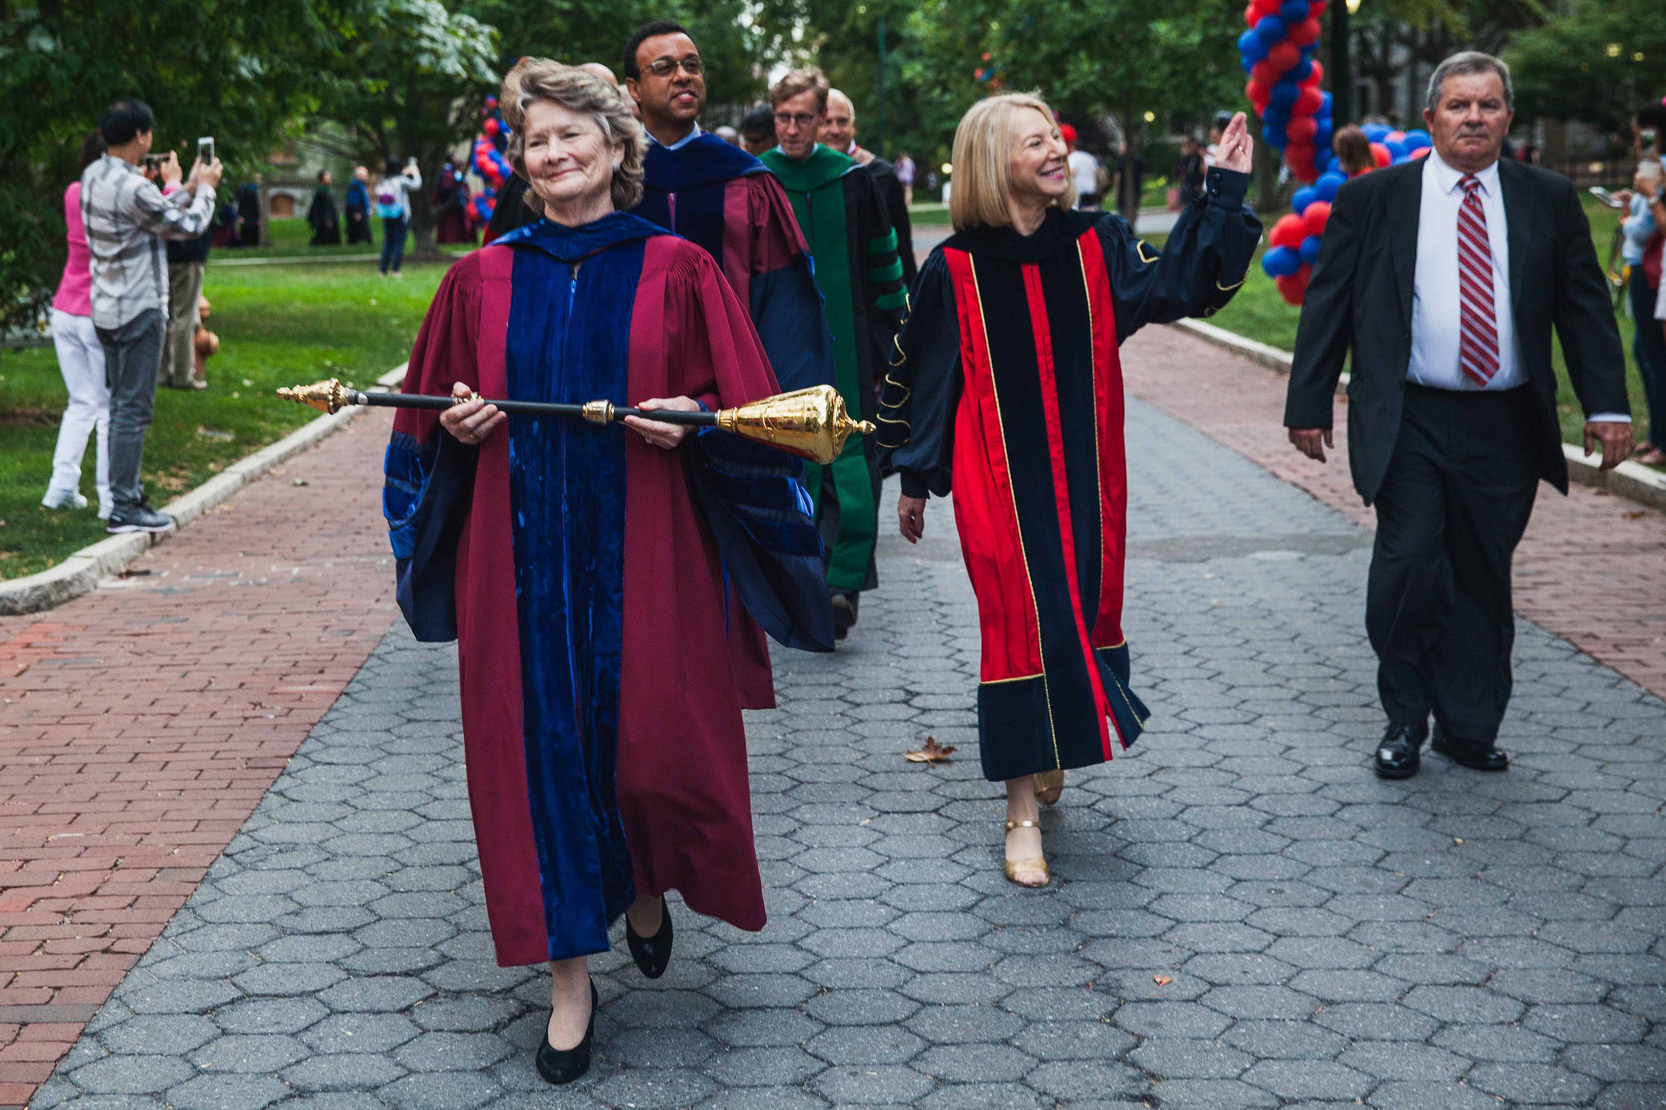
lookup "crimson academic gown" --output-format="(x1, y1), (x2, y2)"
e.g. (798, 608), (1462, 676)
(383, 213), (829, 965)
(878, 169), (1261, 782)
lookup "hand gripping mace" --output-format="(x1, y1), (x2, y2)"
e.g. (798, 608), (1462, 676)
(276, 379), (875, 465)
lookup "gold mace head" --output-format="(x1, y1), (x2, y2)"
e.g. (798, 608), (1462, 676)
(276, 378), (352, 414)
(714, 384), (877, 465)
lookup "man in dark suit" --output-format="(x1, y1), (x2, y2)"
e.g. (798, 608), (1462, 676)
(1284, 52), (1632, 779)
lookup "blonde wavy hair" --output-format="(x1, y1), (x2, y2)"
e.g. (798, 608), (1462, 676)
(949, 93), (1077, 232)
(501, 58), (646, 214)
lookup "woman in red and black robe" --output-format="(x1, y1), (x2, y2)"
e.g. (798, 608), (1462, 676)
(878, 94), (1260, 887)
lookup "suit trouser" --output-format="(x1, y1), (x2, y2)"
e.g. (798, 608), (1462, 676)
(95, 309), (167, 515)
(163, 261), (204, 389)
(1366, 383), (1538, 741)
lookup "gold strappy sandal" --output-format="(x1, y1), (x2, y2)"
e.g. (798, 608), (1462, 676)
(1033, 769), (1064, 806)
(1003, 820), (1050, 888)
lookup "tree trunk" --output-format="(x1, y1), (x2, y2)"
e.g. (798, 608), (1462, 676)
(1253, 131), (1279, 214)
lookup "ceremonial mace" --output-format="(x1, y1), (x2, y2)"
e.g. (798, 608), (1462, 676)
(276, 380), (874, 465)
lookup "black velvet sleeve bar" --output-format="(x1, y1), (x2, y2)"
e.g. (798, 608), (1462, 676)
(877, 247), (961, 499)
(1095, 167), (1262, 344)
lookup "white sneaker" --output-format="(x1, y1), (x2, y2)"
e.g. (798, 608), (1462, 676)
(42, 489), (88, 510)
(97, 501), (114, 520)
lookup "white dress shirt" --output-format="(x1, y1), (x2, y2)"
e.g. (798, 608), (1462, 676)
(1409, 151), (1628, 421)
(1408, 153), (1521, 392)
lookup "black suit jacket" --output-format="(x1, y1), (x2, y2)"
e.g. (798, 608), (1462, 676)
(1283, 157), (1628, 504)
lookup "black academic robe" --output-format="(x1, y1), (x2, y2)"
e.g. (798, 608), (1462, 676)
(878, 169), (1261, 782)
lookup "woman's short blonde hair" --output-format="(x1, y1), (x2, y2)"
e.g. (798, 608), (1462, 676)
(949, 93), (1077, 232)
(501, 58), (646, 214)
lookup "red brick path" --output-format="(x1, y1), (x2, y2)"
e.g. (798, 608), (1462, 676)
(0, 412), (398, 1108)
(1125, 325), (1666, 699)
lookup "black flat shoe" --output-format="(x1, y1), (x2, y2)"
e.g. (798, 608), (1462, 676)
(1374, 721), (1427, 779)
(625, 895), (673, 979)
(830, 595), (856, 641)
(1431, 724), (1509, 772)
(536, 978), (597, 1085)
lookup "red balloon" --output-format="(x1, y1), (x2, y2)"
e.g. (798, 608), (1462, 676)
(1292, 86), (1324, 117)
(1307, 0), (1326, 14)
(1251, 60), (1279, 86)
(1410, 146), (1432, 160)
(1303, 200), (1331, 236)
(1251, 0), (1283, 14)
(1287, 117), (1318, 144)
(1271, 213), (1307, 250)
(1244, 3), (1258, 27)
(1275, 268), (1310, 305)
(1288, 17), (1321, 45)
(484, 118), (501, 136)
(1370, 142), (1392, 167)
(1307, 59), (1325, 85)
(1246, 81), (1271, 113)
(1267, 42), (1301, 71)
(1385, 130), (1405, 143)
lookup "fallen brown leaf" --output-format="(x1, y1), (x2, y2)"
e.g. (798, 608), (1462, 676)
(1623, 510), (1646, 520)
(1153, 975), (1173, 986)
(905, 736), (956, 763)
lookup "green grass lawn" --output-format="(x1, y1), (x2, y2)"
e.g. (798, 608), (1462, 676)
(222, 216), (475, 260)
(1186, 194), (1656, 454)
(0, 258), (449, 580)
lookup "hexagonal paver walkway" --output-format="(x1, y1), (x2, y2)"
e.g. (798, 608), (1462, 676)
(26, 396), (1666, 1109)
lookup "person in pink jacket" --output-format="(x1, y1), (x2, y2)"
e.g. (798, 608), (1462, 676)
(44, 131), (113, 518)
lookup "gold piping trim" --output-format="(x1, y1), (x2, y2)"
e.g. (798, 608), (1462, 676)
(969, 255), (1060, 767)
(1136, 240), (1160, 264)
(980, 672), (1044, 686)
(1216, 273), (1246, 292)
(881, 373), (912, 402)
(876, 414), (909, 425)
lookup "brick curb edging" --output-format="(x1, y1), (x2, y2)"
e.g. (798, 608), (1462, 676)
(0, 363), (407, 618)
(1171, 317), (1666, 512)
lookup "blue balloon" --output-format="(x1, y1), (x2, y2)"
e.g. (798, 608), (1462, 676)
(1314, 120), (1334, 149)
(1323, 154), (1341, 175)
(1238, 30), (1267, 61)
(1241, 53), (1256, 74)
(1299, 236), (1323, 264)
(1261, 124), (1287, 150)
(1402, 129), (1431, 150)
(1291, 186), (1318, 215)
(1289, 58), (1314, 83)
(1254, 15), (1286, 44)
(1361, 123), (1391, 142)
(1263, 106), (1289, 130)
(1278, 0), (1309, 21)
(1314, 171), (1346, 201)
(1320, 90), (1334, 113)
(1262, 246), (1301, 277)
(1384, 139), (1409, 161)
(1269, 80), (1301, 109)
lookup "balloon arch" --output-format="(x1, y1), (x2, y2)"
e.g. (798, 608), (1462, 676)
(1237, 3), (1431, 303)
(467, 96), (513, 226)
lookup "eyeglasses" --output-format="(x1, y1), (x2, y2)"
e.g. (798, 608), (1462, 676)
(643, 57), (703, 78)
(774, 112), (821, 129)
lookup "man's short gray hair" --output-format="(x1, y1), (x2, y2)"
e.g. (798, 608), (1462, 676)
(1425, 51), (1514, 114)
(501, 58), (646, 213)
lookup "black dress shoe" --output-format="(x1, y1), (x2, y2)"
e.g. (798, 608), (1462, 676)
(1431, 724), (1509, 771)
(536, 978), (597, 1085)
(1374, 721), (1428, 779)
(625, 895), (673, 979)
(830, 595), (856, 641)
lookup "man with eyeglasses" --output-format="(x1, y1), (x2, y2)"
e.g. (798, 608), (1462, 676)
(761, 68), (908, 642)
(622, 22), (835, 412)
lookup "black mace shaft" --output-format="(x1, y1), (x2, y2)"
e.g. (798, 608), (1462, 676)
(353, 389), (719, 427)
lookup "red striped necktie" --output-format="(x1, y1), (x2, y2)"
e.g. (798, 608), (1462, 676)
(1456, 174), (1499, 386)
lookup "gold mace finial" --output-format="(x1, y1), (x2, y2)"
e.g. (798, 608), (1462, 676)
(276, 378), (354, 414)
(714, 384), (875, 465)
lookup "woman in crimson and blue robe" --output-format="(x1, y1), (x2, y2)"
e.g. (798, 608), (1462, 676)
(878, 95), (1260, 890)
(382, 61), (828, 1085)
